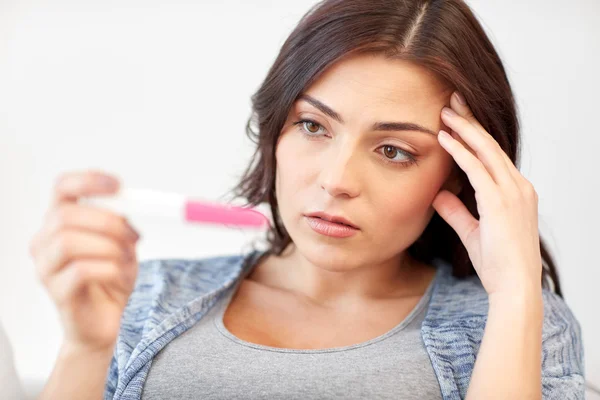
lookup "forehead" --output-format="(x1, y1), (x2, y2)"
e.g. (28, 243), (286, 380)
(297, 53), (451, 118)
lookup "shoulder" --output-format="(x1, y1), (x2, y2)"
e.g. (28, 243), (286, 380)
(424, 260), (585, 399)
(132, 251), (250, 304)
(426, 259), (584, 355)
(105, 249), (263, 399)
(428, 259), (585, 345)
(426, 259), (489, 324)
(539, 289), (585, 395)
(425, 260), (585, 397)
(540, 288), (583, 351)
(122, 249), (259, 339)
(434, 266), (584, 366)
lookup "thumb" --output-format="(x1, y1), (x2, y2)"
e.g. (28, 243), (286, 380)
(432, 189), (479, 250)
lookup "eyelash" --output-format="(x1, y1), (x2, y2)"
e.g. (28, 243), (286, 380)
(292, 119), (419, 168)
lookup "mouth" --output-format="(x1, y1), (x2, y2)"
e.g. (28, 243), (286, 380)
(310, 216), (356, 229)
(304, 214), (359, 238)
(304, 211), (360, 230)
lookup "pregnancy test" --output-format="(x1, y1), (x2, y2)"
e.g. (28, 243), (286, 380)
(80, 187), (271, 230)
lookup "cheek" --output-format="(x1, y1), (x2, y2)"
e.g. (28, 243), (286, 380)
(375, 162), (451, 226)
(372, 185), (435, 243)
(378, 184), (432, 224)
(275, 131), (309, 206)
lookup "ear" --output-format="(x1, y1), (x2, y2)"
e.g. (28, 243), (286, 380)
(441, 166), (463, 196)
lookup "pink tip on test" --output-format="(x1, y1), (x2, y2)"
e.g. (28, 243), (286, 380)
(184, 200), (271, 229)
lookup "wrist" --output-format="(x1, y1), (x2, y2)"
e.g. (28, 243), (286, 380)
(488, 274), (543, 302)
(39, 340), (115, 400)
(488, 286), (543, 318)
(59, 341), (115, 363)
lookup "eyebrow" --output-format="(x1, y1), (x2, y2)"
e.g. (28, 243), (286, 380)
(297, 94), (438, 136)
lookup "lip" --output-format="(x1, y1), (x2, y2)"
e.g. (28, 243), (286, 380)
(304, 216), (359, 238)
(304, 211), (359, 229)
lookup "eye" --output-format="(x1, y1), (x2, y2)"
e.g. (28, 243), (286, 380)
(379, 145), (418, 167)
(293, 119), (327, 137)
(293, 119), (418, 168)
(382, 145), (410, 161)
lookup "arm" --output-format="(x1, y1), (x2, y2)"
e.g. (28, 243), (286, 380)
(466, 286), (586, 400)
(38, 342), (114, 400)
(466, 285), (544, 400)
(29, 172), (140, 400)
(433, 91), (584, 400)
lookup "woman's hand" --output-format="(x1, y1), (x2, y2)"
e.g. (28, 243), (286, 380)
(432, 91), (542, 298)
(29, 170), (140, 353)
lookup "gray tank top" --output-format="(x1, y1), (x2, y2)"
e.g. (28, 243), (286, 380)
(142, 273), (442, 399)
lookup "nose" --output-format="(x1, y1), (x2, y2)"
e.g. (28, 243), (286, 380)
(318, 138), (361, 199)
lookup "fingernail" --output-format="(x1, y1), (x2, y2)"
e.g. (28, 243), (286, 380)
(438, 130), (452, 140)
(454, 91), (466, 105)
(98, 176), (119, 190)
(442, 107), (457, 117)
(127, 225), (141, 242)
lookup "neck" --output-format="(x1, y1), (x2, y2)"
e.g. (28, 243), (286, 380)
(250, 243), (434, 307)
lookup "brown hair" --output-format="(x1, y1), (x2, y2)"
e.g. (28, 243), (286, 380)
(229, 0), (563, 297)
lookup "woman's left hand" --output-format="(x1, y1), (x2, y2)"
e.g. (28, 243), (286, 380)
(432, 91), (543, 298)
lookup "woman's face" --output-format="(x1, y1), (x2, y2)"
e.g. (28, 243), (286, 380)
(275, 53), (458, 271)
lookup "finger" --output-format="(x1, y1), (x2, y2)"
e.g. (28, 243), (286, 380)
(450, 91), (519, 174)
(450, 92), (536, 193)
(35, 229), (135, 284)
(51, 170), (121, 207)
(32, 203), (140, 255)
(438, 129), (498, 198)
(432, 189), (480, 250)
(46, 260), (128, 307)
(450, 91), (486, 132)
(441, 104), (517, 190)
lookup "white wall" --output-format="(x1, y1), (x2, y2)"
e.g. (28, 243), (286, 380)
(0, 0), (598, 395)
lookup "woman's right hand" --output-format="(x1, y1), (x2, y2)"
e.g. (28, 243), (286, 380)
(29, 170), (141, 353)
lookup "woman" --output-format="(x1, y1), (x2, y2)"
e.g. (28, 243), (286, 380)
(30, 0), (584, 399)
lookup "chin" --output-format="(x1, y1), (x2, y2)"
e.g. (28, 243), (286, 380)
(291, 233), (364, 272)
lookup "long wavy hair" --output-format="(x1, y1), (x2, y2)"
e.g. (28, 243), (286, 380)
(228, 0), (563, 297)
